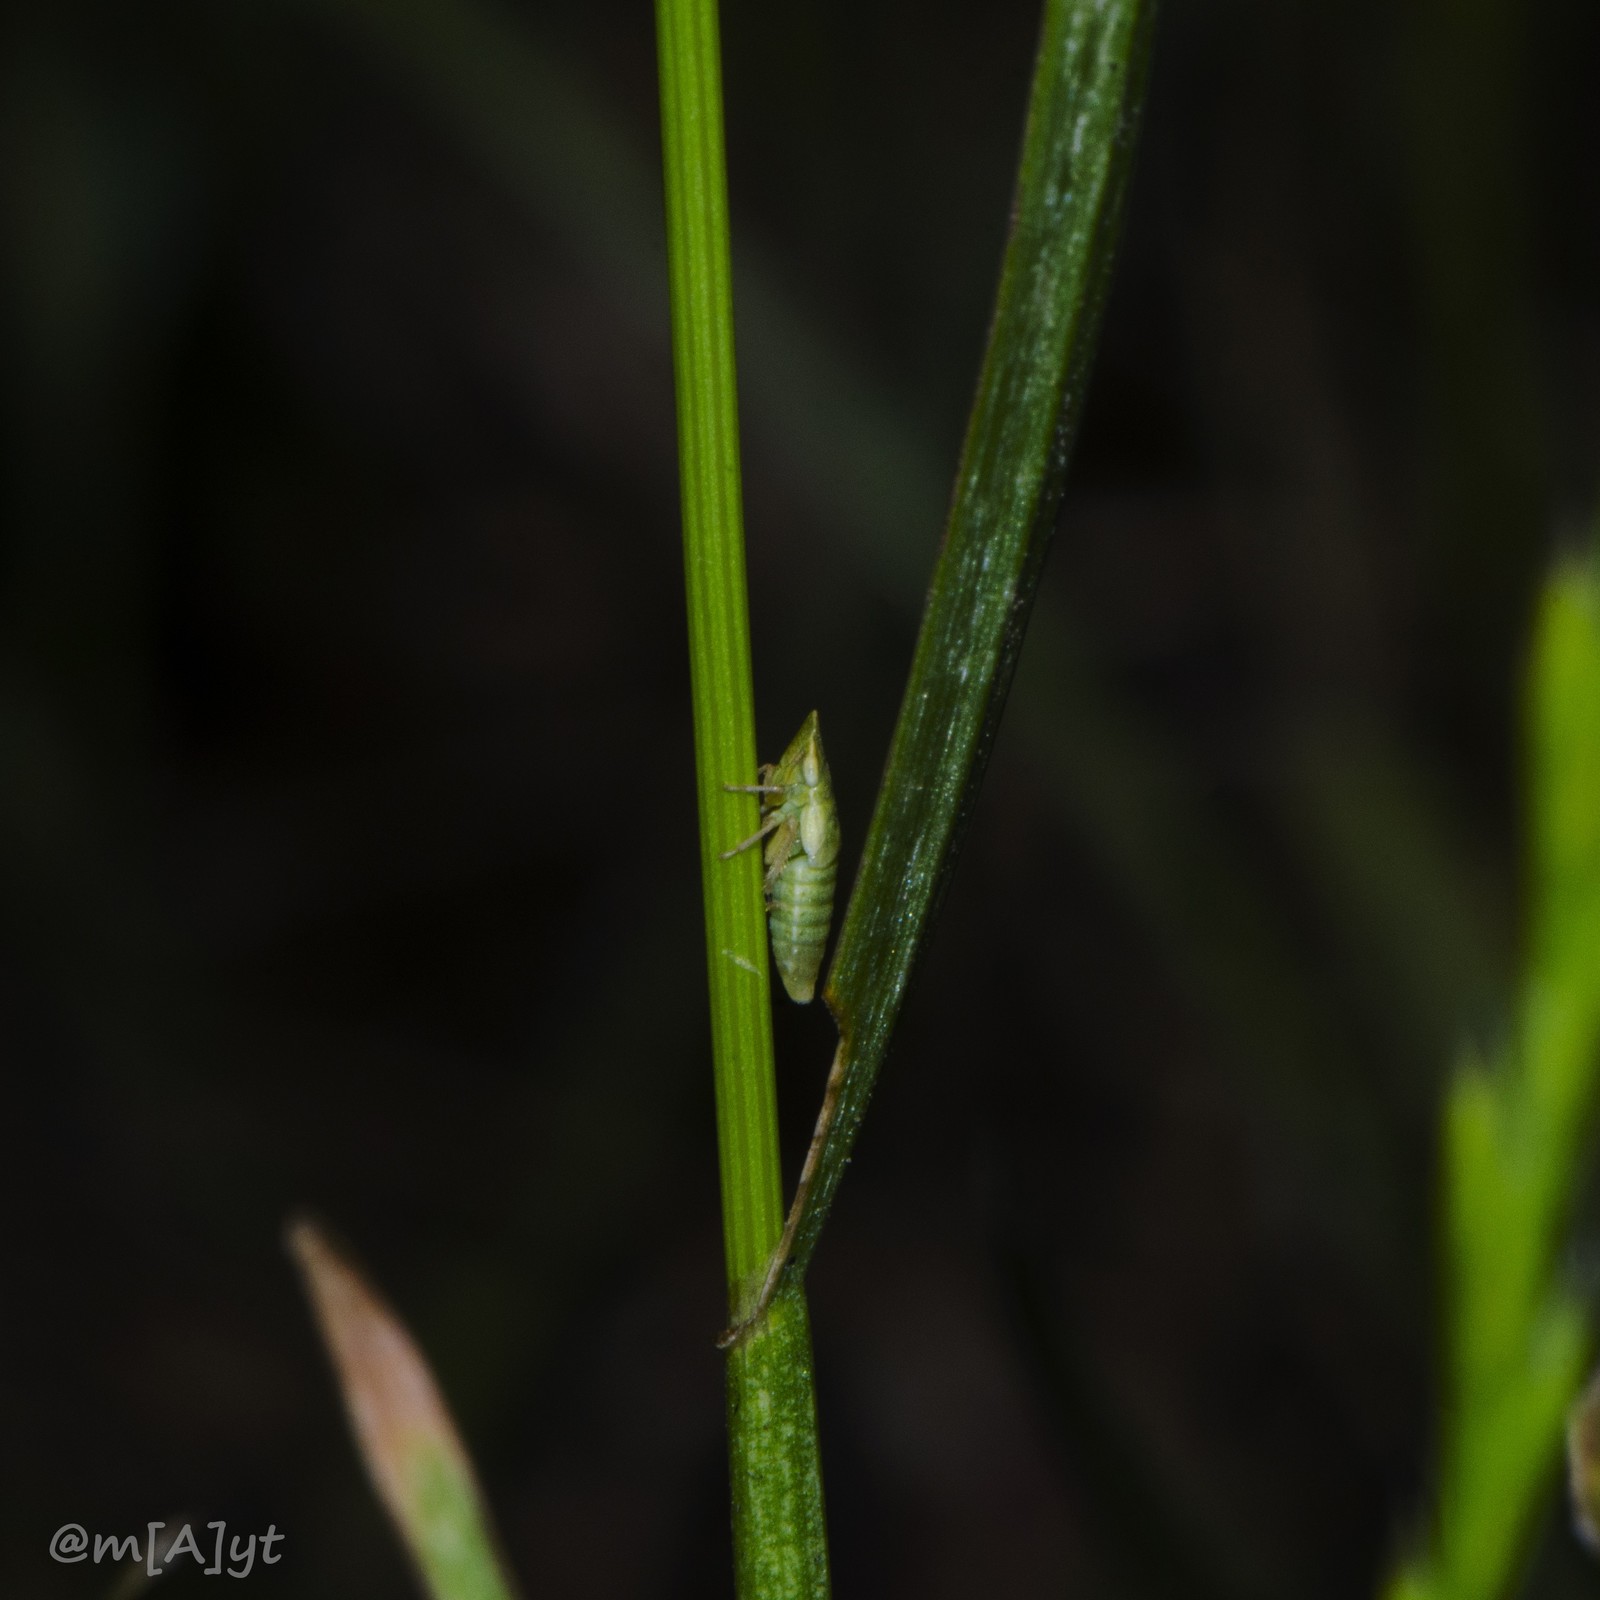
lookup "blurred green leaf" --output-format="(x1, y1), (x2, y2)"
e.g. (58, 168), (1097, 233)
(1387, 554), (1600, 1600)
(289, 1220), (521, 1600)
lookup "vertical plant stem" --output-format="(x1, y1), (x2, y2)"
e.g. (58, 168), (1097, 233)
(654, 0), (830, 1593)
(655, 0), (777, 1316)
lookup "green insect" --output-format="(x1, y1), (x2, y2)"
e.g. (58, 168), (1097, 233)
(721, 710), (840, 1004)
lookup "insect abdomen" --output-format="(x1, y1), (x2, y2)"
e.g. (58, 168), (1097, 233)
(769, 852), (836, 1004)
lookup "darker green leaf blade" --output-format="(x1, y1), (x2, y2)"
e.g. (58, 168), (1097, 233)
(791, 0), (1159, 1279)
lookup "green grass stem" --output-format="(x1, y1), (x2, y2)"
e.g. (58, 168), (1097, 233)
(654, 0), (829, 1592)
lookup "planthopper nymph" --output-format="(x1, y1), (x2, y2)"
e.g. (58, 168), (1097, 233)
(720, 711), (840, 1004)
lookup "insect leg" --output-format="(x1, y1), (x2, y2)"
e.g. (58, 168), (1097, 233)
(719, 813), (783, 859)
(761, 816), (801, 892)
(722, 761), (781, 796)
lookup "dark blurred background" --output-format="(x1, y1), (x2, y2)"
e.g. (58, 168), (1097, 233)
(3, 0), (1599, 1594)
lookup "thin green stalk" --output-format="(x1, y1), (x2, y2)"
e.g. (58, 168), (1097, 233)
(654, 0), (829, 1594)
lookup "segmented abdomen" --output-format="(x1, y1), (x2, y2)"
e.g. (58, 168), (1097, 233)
(769, 852), (836, 1004)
